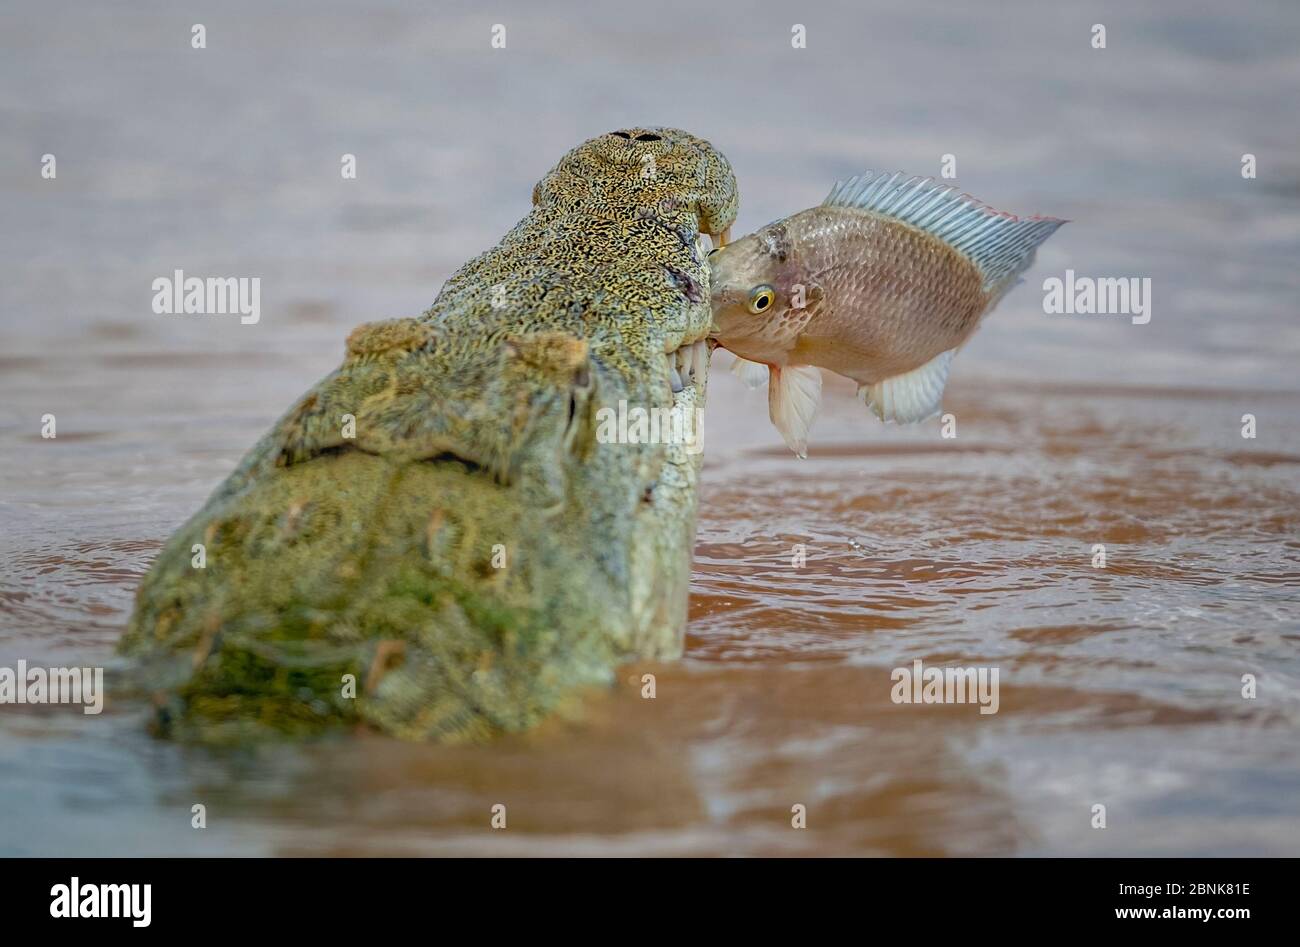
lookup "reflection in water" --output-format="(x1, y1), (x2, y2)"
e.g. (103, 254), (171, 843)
(1, 0), (1298, 855)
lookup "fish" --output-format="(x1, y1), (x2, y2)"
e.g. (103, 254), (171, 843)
(707, 171), (1066, 456)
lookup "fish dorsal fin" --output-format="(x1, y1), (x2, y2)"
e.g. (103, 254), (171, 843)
(824, 172), (1066, 292)
(858, 348), (955, 424)
(768, 364), (822, 457)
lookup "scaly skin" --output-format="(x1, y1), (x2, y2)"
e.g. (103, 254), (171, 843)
(120, 128), (738, 741)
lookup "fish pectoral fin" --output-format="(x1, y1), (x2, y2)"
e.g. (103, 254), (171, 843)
(768, 364), (822, 458)
(729, 356), (771, 390)
(859, 349), (956, 424)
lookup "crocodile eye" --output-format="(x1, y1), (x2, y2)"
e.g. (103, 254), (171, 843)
(634, 133), (662, 142)
(747, 285), (776, 314)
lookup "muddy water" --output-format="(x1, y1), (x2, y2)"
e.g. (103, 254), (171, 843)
(2, 0), (1299, 855)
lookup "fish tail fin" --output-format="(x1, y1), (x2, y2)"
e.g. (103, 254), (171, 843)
(857, 348), (955, 424)
(824, 171), (1066, 293)
(729, 355), (771, 389)
(768, 364), (822, 457)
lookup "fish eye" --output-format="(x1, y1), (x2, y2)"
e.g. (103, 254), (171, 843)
(747, 285), (776, 314)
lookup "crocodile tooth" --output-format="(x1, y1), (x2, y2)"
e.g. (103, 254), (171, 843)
(690, 340), (708, 381)
(669, 365), (684, 393)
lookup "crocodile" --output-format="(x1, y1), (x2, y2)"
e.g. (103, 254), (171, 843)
(119, 127), (738, 741)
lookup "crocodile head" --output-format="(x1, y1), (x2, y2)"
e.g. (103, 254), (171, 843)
(120, 128), (739, 741)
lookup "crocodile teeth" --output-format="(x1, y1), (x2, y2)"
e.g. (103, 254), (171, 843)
(687, 339), (709, 381)
(666, 339), (709, 395)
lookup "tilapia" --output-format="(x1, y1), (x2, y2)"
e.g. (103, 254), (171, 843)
(708, 171), (1065, 456)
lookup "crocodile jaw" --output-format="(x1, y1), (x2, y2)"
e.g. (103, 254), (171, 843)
(623, 339), (711, 659)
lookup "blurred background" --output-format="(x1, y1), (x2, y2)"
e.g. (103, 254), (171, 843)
(1, 0), (1298, 855)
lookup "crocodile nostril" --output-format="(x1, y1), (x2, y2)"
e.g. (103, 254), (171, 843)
(633, 133), (662, 142)
(610, 131), (631, 139)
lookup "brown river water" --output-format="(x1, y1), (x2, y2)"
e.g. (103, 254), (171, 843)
(2, 0), (1298, 855)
